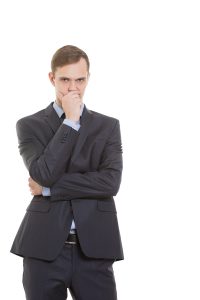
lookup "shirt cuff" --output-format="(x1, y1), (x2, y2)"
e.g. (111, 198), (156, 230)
(63, 119), (80, 131)
(42, 187), (51, 196)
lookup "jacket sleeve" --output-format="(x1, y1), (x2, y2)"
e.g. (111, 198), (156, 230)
(50, 120), (123, 201)
(16, 118), (79, 187)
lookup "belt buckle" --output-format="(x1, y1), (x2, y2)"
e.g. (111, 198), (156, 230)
(65, 241), (76, 245)
(65, 233), (77, 245)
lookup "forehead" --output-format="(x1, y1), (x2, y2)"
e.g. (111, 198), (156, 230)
(54, 58), (88, 78)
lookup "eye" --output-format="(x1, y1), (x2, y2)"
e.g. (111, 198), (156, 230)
(60, 78), (69, 82)
(76, 78), (85, 84)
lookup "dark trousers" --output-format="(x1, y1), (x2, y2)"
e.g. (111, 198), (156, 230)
(22, 242), (117, 300)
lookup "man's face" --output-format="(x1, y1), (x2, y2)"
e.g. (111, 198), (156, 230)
(49, 58), (89, 106)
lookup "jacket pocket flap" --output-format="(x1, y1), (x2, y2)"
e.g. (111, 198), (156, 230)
(97, 200), (116, 212)
(26, 198), (50, 213)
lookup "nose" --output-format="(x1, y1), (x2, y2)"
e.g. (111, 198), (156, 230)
(68, 80), (77, 91)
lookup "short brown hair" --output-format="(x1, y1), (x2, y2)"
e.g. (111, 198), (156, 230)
(51, 45), (90, 73)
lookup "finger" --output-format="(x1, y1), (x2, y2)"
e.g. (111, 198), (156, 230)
(66, 91), (80, 97)
(71, 95), (81, 101)
(29, 177), (35, 184)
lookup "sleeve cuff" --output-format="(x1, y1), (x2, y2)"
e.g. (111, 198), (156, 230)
(42, 187), (51, 196)
(63, 119), (80, 131)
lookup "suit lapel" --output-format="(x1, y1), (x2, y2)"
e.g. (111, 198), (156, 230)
(71, 105), (93, 162)
(44, 102), (61, 133)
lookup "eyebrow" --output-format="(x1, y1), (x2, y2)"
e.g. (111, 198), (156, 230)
(58, 76), (87, 80)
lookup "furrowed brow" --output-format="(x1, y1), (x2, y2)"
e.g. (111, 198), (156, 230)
(59, 76), (70, 80)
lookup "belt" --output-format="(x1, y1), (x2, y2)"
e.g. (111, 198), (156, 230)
(65, 232), (78, 245)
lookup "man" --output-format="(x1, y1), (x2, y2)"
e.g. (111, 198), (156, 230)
(11, 45), (124, 300)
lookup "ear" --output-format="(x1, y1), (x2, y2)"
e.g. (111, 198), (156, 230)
(48, 72), (55, 86)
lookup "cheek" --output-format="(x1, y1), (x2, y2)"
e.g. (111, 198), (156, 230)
(80, 85), (87, 94)
(55, 82), (68, 93)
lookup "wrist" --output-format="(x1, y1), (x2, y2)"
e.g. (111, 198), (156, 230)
(64, 113), (80, 122)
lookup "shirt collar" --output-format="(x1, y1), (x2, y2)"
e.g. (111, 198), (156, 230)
(53, 100), (84, 118)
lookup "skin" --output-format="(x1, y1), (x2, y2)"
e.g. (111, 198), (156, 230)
(28, 58), (89, 196)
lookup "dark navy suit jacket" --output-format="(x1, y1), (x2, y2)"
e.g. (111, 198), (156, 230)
(10, 102), (124, 261)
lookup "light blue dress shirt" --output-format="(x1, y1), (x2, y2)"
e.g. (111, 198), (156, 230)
(42, 101), (84, 231)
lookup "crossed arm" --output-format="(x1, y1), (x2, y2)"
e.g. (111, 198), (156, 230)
(18, 119), (123, 200)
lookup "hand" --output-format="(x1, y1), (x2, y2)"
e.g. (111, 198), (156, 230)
(28, 177), (42, 196)
(57, 91), (82, 122)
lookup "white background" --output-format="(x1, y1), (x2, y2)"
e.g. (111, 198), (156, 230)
(0, 0), (200, 299)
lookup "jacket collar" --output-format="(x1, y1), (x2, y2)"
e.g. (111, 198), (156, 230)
(44, 102), (92, 131)
(44, 102), (61, 133)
